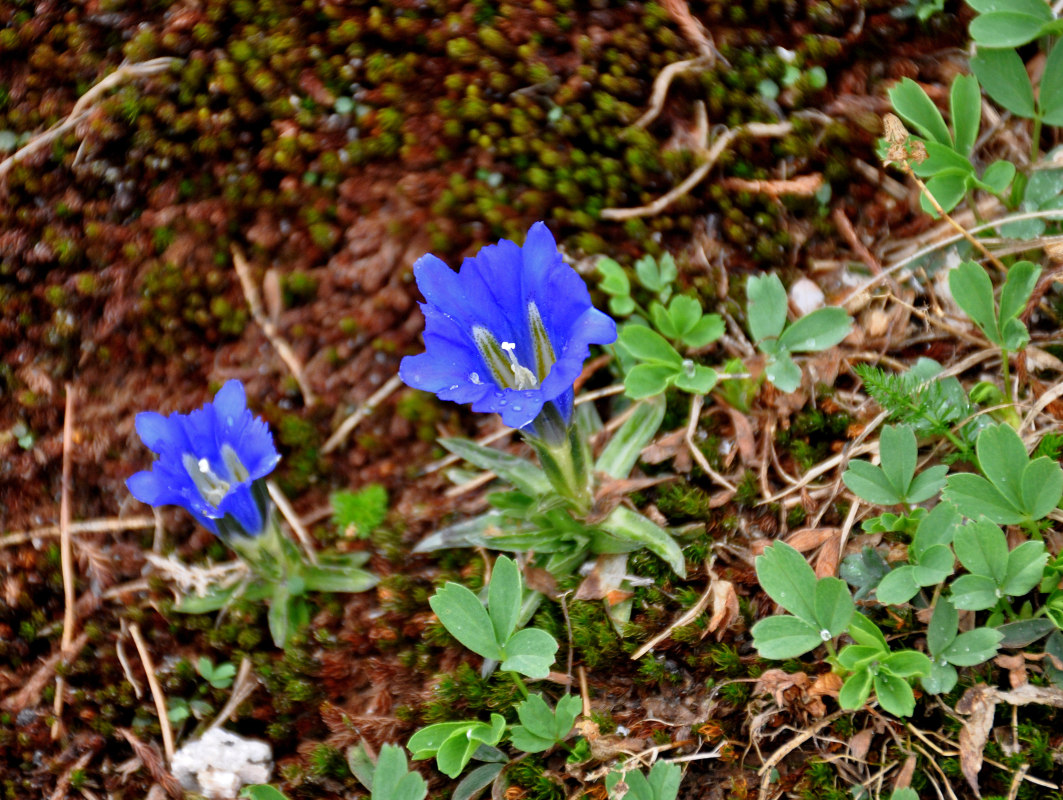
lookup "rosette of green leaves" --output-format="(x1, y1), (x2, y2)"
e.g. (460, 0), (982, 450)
(746, 274), (851, 393)
(508, 693), (582, 753)
(842, 424), (947, 508)
(942, 422), (1063, 528)
(605, 761), (682, 800)
(751, 541), (854, 659)
(949, 519), (1046, 612)
(407, 715), (507, 779)
(429, 555), (559, 679)
(887, 75), (1009, 209)
(875, 502), (960, 605)
(922, 599), (1003, 694)
(888, 76), (1015, 214)
(838, 613), (931, 717)
(948, 260), (1040, 363)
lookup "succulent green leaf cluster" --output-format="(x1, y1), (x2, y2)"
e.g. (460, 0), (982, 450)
(949, 260), (1040, 354)
(605, 761), (682, 800)
(746, 274), (851, 393)
(837, 613), (931, 717)
(842, 424), (947, 506)
(407, 715), (507, 779)
(619, 324), (719, 398)
(888, 76), (1015, 213)
(923, 599), (1003, 694)
(875, 502), (960, 605)
(751, 541), (854, 659)
(942, 423), (1063, 527)
(949, 519), (1046, 610)
(508, 693), (582, 753)
(429, 555), (559, 679)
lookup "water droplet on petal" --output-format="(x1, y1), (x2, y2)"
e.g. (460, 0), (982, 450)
(226, 416), (233, 426)
(513, 405), (522, 412)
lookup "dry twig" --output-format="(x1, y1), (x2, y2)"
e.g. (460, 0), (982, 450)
(53, 384), (78, 739)
(129, 623), (175, 764)
(231, 245), (316, 405)
(0, 58), (179, 181)
(322, 373), (404, 454)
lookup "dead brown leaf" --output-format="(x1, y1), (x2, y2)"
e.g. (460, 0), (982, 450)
(955, 684), (999, 797)
(724, 407), (758, 468)
(849, 728), (873, 762)
(704, 579), (739, 640)
(575, 553), (628, 601)
(993, 653), (1028, 688)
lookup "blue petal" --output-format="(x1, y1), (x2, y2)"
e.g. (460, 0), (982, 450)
(135, 412), (182, 454)
(217, 485), (265, 537)
(400, 222), (617, 430)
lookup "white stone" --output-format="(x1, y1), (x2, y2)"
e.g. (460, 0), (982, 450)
(789, 277), (825, 316)
(171, 728), (273, 800)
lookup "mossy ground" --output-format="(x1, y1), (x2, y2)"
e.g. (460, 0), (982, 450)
(1, 1), (1058, 799)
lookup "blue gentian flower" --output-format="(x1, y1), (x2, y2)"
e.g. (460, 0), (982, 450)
(399, 222), (617, 434)
(126, 380), (280, 538)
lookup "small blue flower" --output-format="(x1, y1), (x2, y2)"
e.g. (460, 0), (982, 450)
(400, 222), (617, 431)
(126, 380), (280, 537)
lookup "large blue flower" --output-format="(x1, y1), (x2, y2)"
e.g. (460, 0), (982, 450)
(400, 222), (617, 431)
(126, 380), (281, 537)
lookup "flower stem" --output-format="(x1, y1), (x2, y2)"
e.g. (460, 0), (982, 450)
(527, 404), (593, 515)
(508, 671), (531, 699)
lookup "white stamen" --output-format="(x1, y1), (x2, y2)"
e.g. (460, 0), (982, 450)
(499, 341), (538, 390)
(198, 457), (211, 473)
(470, 372), (482, 385)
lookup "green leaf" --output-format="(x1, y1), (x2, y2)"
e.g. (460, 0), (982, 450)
(843, 460), (904, 506)
(646, 761), (682, 800)
(950, 74), (981, 157)
(597, 258), (631, 296)
(876, 567), (921, 606)
(609, 295), (635, 317)
(907, 465), (949, 504)
(911, 544), (955, 587)
(970, 47), (1036, 118)
(429, 582), (503, 661)
(764, 352), (802, 393)
(620, 326), (683, 366)
(624, 364), (677, 399)
(944, 627), (1004, 667)
(976, 424), (1029, 508)
(408, 721), (471, 757)
(751, 615), (823, 659)
(667, 295), (703, 337)
(954, 519), (1009, 582)
(453, 763), (505, 800)
(978, 160), (1017, 195)
(595, 395), (666, 480)
(814, 576), (854, 637)
(673, 363), (718, 394)
(488, 555), (522, 646)
(373, 744), (428, 800)
(970, 11), (1051, 47)
(922, 660), (959, 694)
(649, 302), (677, 339)
(915, 141), (975, 175)
(921, 171), (969, 215)
(966, 0), (1052, 20)
(1043, 40), (1063, 124)
(889, 77), (952, 145)
(1000, 260), (1040, 325)
(435, 735), (480, 779)
(268, 586), (310, 648)
(747, 274), (788, 342)
(1020, 457), (1063, 521)
(840, 547), (891, 601)
(240, 787), (291, 800)
(1003, 540), (1047, 597)
(838, 669), (873, 710)
(996, 617), (1055, 647)
(880, 425), (917, 500)
(838, 644), (885, 671)
(755, 541), (818, 623)
(176, 584), (240, 613)
(682, 314), (725, 348)
(848, 612), (889, 649)
(950, 574), (1001, 610)
(776, 307), (852, 352)
(882, 649), (932, 678)
(943, 473), (1022, 524)
(501, 628), (558, 678)
(440, 438), (551, 497)
(302, 564), (379, 594)
(599, 505), (686, 578)
(874, 671), (917, 716)
(927, 598), (959, 655)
